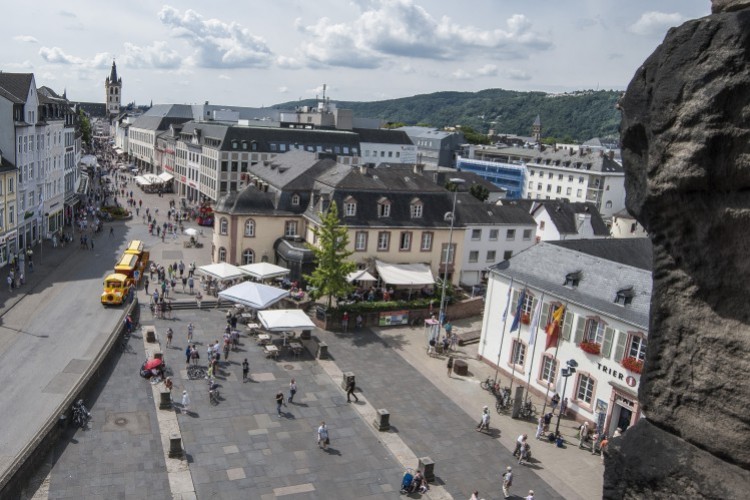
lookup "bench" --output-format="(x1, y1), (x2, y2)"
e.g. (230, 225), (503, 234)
(456, 330), (481, 346)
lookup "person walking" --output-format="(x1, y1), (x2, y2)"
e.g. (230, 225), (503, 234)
(341, 311), (349, 332)
(346, 377), (359, 403)
(513, 434), (528, 457)
(288, 378), (297, 403)
(187, 323), (194, 343)
(578, 422), (591, 449)
(447, 356), (454, 378)
(188, 276), (194, 294)
(144, 276), (150, 295)
(276, 390), (286, 417)
(355, 314), (363, 330)
(242, 359), (249, 382)
(551, 393), (560, 413)
(317, 421), (329, 450)
(535, 415), (545, 440)
(181, 390), (191, 413)
(166, 327), (173, 348)
(525, 490), (535, 500)
(476, 406), (491, 433)
(502, 466), (513, 499)
(185, 345), (192, 366)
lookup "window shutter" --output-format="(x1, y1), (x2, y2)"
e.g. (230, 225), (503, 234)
(510, 288), (520, 316)
(540, 303), (550, 328)
(573, 317), (585, 344)
(614, 331), (628, 362)
(562, 310), (573, 340)
(601, 326), (615, 358)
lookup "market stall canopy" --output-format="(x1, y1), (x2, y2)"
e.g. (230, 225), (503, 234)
(240, 262), (290, 281)
(197, 262), (245, 281)
(346, 269), (377, 283)
(375, 261), (435, 286)
(158, 172), (174, 182)
(134, 176), (151, 186)
(218, 282), (289, 309)
(184, 228), (198, 236)
(143, 173), (162, 184)
(257, 309), (315, 332)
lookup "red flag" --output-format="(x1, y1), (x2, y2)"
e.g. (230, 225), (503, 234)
(545, 305), (564, 350)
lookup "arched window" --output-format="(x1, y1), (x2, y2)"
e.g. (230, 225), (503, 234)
(242, 249), (255, 265)
(218, 247), (227, 262)
(291, 193), (300, 206)
(344, 196), (357, 216)
(219, 217), (228, 235)
(244, 219), (255, 237)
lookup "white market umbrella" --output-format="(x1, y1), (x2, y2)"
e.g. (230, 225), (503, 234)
(197, 262), (245, 281)
(218, 282), (289, 310)
(239, 262), (290, 281)
(346, 269), (377, 283)
(257, 309), (315, 332)
(184, 228), (198, 236)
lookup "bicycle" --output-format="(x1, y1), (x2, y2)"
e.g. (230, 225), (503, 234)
(495, 387), (512, 413)
(519, 400), (537, 419)
(209, 381), (221, 405)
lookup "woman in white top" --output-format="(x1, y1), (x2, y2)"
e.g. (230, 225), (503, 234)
(317, 421), (329, 450)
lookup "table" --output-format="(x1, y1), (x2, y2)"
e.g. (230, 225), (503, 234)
(264, 344), (279, 359)
(289, 341), (303, 358)
(257, 333), (271, 345)
(246, 322), (260, 334)
(241, 313), (255, 323)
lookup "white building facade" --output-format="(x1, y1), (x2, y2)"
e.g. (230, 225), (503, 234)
(477, 239), (651, 437)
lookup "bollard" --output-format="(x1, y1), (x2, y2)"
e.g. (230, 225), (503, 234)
(316, 341), (328, 359)
(341, 372), (355, 391)
(168, 433), (183, 458)
(373, 409), (390, 431)
(418, 457), (435, 482)
(144, 326), (156, 343)
(159, 390), (172, 410)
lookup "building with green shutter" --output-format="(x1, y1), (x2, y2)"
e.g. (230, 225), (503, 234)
(477, 238), (651, 437)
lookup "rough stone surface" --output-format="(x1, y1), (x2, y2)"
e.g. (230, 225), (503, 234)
(712, 0), (750, 13)
(612, 4), (750, 497)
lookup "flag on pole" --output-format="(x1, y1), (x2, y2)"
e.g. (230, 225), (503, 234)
(528, 299), (543, 346)
(500, 283), (513, 323)
(545, 305), (565, 350)
(509, 288), (526, 332)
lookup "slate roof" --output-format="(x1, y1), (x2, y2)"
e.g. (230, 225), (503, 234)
(0, 154), (16, 172)
(75, 102), (107, 118)
(488, 145), (623, 174)
(318, 164), (445, 193)
(458, 200), (536, 226)
(434, 171), (505, 194)
(530, 200), (610, 236)
(131, 105), (194, 131)
(214, 185), (287, 216)
(491, 238), (652, 330)
(0, 73), (33, 103)
(222, 126), (359, 152)
(353, 128), (413, 145)
(247, 150), (338, 191)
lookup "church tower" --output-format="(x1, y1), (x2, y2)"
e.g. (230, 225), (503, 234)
(532, 114), (542, 143)
(105, 60), (122, 117)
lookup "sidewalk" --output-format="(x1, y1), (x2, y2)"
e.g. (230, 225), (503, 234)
(373, 317), (604, 500)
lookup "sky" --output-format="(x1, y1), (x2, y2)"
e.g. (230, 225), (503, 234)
(2, 0), (711, 107)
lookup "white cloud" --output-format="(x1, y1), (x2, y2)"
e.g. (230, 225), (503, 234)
(39, 47), (110, 69)
(293, 0), (552, 69)
(629, 11), (684, 36)
(158, 6), (273, 68)
(504, 68), (531, 81)
(450, 69), (473, 80)
(40, 72), (57, 81)
(278, 86), (289, 93)
(58, 10), (76, 18)
(5, 60), (34, 70)
(477, 64), (498, 77)
(218, 74), (231, 80)
(276, 55), (302, 70)
(121, 41), (181, 69)
(14, 35), (38, 43)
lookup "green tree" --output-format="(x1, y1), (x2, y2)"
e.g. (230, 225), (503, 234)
(78, 109), (92, 146)
(469, 184), (490, 202)
(305, 202), (356, 309)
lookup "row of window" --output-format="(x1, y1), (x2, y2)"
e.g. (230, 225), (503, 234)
(218, 218), (298, 238)
(529, 171), (586, 183)
(363, 150), (401, 158)
(470, 228), (531, 241)
(467, 249), (511, 263)
(217, 247), (255, 265)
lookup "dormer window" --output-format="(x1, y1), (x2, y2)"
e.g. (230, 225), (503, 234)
(564, 271), (582, 288)
(615, 287), (635, 306)
(410, 198), (423, 218)
(291, 193), (300, 206)
(378, 197), (391, 218)
(344, 196), (357, 217)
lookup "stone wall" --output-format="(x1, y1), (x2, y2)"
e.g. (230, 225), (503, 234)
(608, 1), (750, 497)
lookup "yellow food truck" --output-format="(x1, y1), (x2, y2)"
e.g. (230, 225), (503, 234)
(101, 273), (132, 305)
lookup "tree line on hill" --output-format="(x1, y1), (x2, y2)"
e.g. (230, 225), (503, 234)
(275, 88), (622, 145)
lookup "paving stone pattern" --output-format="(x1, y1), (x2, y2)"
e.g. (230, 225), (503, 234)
(44, 333), (171, 499)
(315, 328), (566, 500)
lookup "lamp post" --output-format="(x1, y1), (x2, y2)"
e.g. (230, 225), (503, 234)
(555, 359), (578, 434)
(41, 212), (49, 265)
(437, 178), (465, 340)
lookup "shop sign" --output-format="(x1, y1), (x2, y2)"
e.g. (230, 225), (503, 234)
(596, 361), (639, 389)
(379, 310), (409, 326)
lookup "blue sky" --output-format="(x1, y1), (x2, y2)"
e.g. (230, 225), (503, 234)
(2, 1), (710, 106)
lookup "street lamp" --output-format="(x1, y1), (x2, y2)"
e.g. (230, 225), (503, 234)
(555, 359), (578, 434)
(437, 178), (465, 340)
(41, 212), (49, 265)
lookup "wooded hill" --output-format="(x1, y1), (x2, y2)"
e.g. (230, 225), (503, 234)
(275, 88), (622, 144)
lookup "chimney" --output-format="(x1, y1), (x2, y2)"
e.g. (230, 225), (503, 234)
(608, 150), (615, 160)
(359, 164), (368, 175)
(413, 163), (424, 175)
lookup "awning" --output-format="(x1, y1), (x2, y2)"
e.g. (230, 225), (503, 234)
(113, 147), (123, 154)
(240, 262), (290, 281)
(375, 260), (435, 286)
(197, 262), (245, 281)
(158, 172), (174, 182)
(346, 270), (377, 283)
(134, 176), (151, 186)
(219, 282), (289, 310)
(257, 309), (315, 332)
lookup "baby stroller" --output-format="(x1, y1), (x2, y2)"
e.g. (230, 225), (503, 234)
(400, 468), (415, 494)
